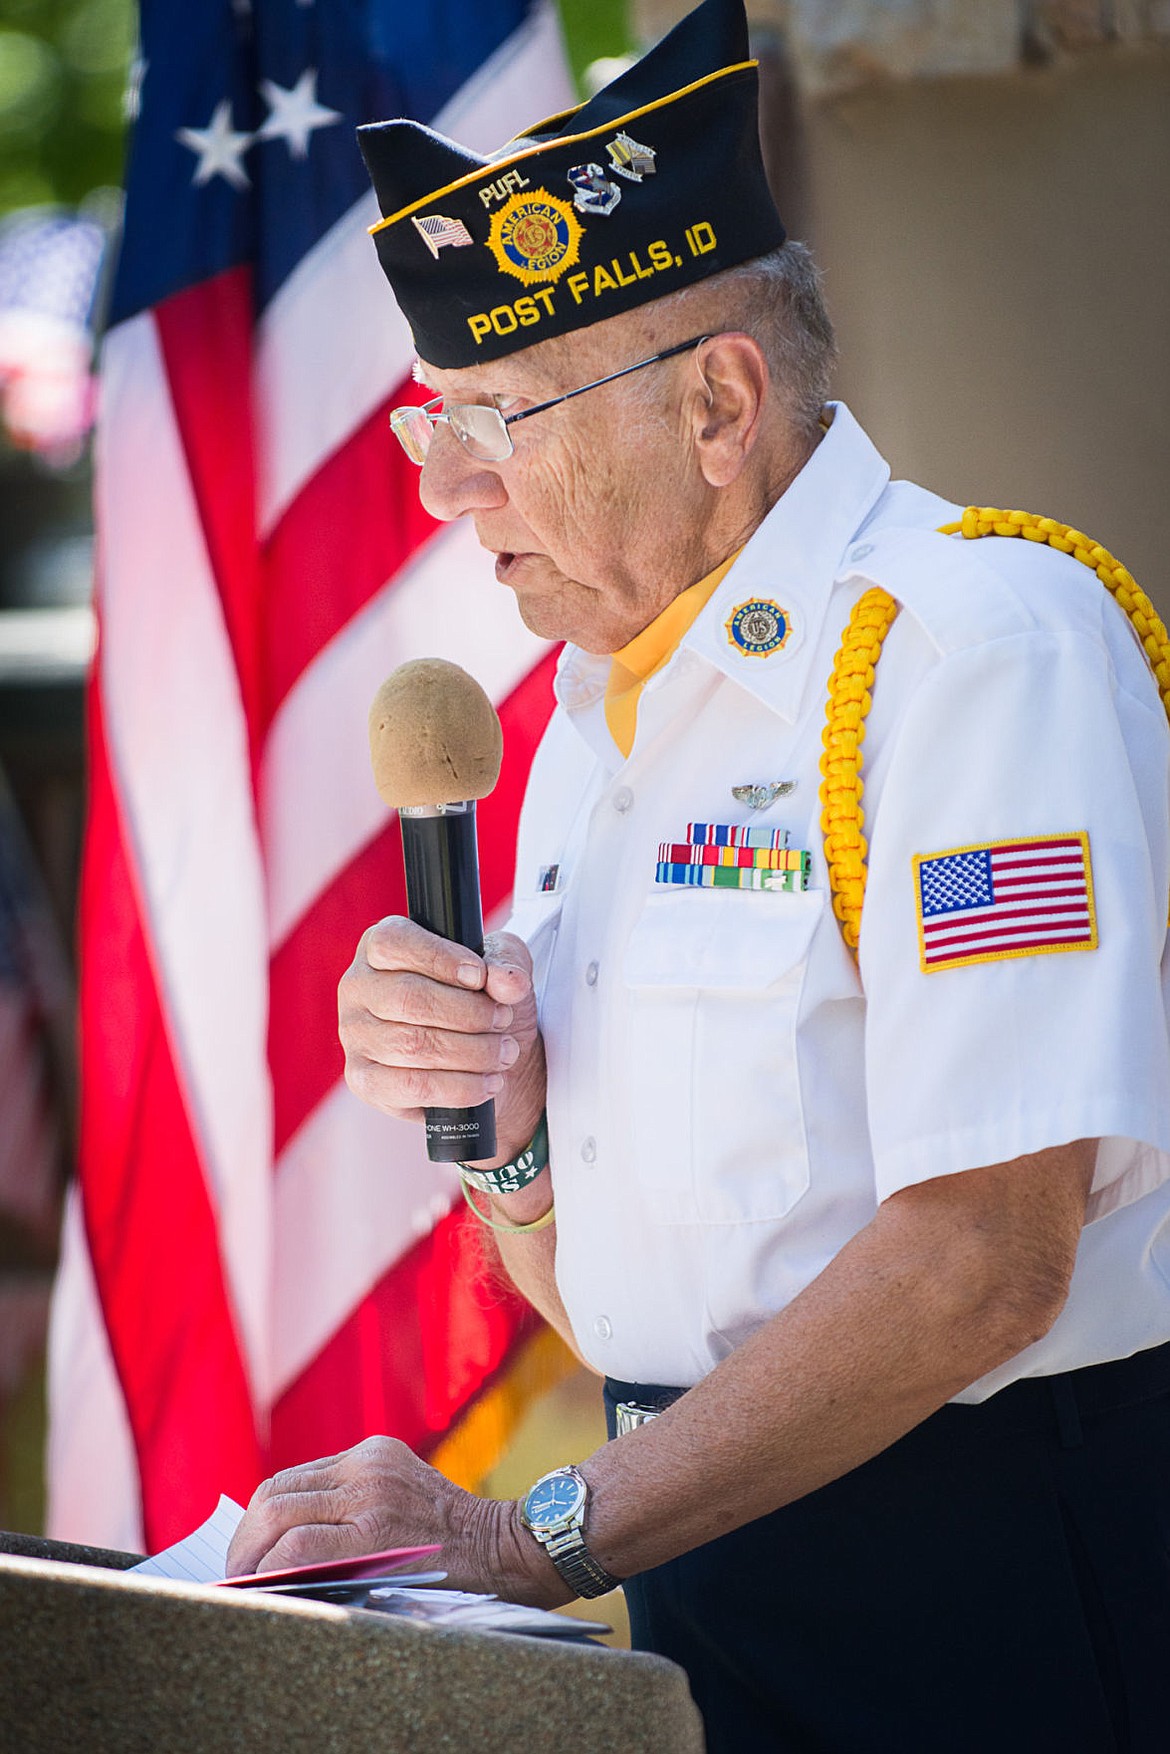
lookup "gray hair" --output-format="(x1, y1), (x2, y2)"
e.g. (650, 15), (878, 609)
(610, 240), (838, 442)
(526, 240), (837, 444)
(645, 241), (838, 440)
(718, 242), (837, 435)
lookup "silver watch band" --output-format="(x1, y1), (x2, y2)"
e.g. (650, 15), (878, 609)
(523, 1466), (622, 1600)
(542, 1524), (621, 1599)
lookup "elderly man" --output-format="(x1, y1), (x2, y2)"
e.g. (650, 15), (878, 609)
(228, 2), (1170, 1746)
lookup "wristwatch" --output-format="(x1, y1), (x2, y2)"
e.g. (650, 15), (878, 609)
(519, 1465), (621, 1599)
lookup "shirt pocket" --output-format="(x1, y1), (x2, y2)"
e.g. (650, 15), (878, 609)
(621, 887), (823, 1225)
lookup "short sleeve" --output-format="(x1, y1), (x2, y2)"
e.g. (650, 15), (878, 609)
(860, 625), (1170, 1219)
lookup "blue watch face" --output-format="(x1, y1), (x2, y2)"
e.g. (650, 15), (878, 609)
(526, 1473), (584, 1525)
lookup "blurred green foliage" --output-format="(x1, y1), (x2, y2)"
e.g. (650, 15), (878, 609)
(558, 0), (632, 86)
(0, 0), (630, 219)
(0, 0), (134, 214)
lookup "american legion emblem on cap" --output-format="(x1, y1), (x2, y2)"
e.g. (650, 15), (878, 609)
(356, 0), (786, 368)
(486, 189), (584, 287)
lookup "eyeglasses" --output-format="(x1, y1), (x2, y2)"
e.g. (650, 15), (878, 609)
(389, 334), (711, 466)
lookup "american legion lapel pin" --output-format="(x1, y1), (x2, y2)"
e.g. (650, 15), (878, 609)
(725, 598), (792, 658)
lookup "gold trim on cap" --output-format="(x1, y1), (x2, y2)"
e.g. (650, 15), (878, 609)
(369, 59), (758, 238)
(512, 100), (583, 141)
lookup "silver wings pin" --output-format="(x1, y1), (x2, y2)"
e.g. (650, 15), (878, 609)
(731, 781), (796, 812)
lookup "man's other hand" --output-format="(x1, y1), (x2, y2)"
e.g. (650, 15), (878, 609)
(224, 1436), (568, 1605)
(339, 921), (546, 1168)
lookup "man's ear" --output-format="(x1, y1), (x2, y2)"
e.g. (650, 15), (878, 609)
(690, 332), (769, 488)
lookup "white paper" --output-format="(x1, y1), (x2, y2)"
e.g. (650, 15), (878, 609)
(127, 1504), (609, 1639)
(129, 1494), (245, 1582)
(366, 1586), (611, 1639)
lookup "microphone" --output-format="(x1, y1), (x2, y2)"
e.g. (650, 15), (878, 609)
(368, 659), (504, 1163)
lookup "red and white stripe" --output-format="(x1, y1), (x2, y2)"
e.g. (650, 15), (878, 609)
(49, 6), (574, 1552)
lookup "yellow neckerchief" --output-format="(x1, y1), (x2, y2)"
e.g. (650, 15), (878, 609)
(605, 549), (743, 758)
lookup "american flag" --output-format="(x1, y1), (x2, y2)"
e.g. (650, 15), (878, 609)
(915, 834), (1096, 973)
(412, 214), (475, 258)
(0, 206), (108, 463)
(48, 0), (575, 1553)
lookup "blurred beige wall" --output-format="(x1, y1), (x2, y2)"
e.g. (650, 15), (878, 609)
(807, 48), (1170, 611)
(630, 3), (1169, 613)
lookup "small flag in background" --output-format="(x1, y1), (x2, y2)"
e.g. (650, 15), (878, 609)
(0, 206), (109, 465)
(50, 0), (576, 1554)
(914, 833), (1096, 973)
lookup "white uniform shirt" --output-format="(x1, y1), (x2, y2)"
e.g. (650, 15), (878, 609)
(507, 403), (1170, 1397)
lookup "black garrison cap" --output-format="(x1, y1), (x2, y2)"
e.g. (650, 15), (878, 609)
(357, 0), (785, 368)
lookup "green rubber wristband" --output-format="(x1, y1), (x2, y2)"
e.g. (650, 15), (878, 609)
(458, 1111), (549, 1196)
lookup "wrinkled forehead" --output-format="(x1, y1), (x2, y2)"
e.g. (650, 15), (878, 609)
(414, 316), (630, 400)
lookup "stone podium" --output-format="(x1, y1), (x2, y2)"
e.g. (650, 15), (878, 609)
(0, 1537), (705, 1752)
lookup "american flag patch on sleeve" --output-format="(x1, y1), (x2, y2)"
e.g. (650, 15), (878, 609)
(913, 833), (1097, 973)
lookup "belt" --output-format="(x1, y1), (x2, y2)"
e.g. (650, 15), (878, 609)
(605, 1339), (1170, 1445)
(604, 1378), (686, 1437)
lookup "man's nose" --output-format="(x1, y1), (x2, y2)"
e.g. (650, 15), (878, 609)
(418, 426), (507, 522)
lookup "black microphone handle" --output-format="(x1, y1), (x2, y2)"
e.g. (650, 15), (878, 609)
(399, 802), (497, 1163)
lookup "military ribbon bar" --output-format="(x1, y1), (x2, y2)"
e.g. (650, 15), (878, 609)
(656, 860), (809, 892)
(659, 842), (805, 870)
(685, 822), (789, 849)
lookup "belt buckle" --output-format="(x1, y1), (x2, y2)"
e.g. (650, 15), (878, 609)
(614, 1401), (662, 1437)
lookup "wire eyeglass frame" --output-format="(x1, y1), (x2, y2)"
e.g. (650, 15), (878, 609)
(389, 334), (712, 465)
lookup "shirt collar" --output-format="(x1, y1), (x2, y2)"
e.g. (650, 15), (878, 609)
(554, 402), (891, 724)
(678, 402), (890, 723)
(604, 547), (743, 759)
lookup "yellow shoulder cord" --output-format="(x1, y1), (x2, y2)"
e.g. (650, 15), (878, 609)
(819, 507), (1170, 956)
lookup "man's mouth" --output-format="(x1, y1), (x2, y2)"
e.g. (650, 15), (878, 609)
(488, 545), (558, 588)
(494, 550), (540, 585)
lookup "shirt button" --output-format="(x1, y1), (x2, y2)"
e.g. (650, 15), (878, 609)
(613, 786), (634, 814)
(850, 541), (874, 562)
(585, 961), (599, 987)
(580, 1136), (597, 1163)
(593, 1315), (613, 1341)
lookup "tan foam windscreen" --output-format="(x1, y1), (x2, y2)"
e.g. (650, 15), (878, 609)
(368, 658), (503, 808)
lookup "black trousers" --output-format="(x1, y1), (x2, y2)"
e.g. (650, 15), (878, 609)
(604, 1344), (1170, 1754)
